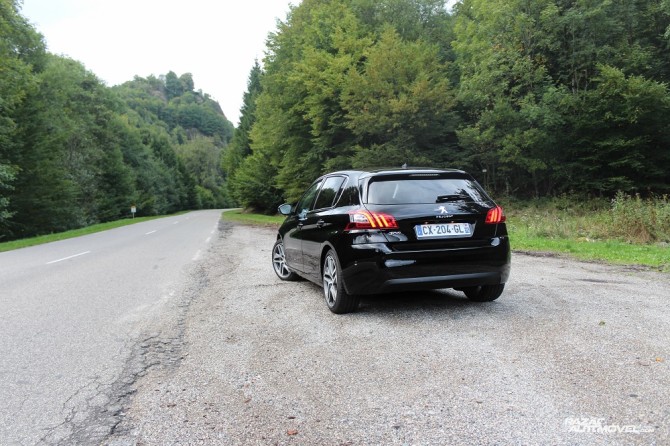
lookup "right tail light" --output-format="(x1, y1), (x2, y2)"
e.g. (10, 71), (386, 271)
(485, 206), (506, 224)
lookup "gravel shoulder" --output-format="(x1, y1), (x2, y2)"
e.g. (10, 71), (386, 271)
(107, 221), (669, 446)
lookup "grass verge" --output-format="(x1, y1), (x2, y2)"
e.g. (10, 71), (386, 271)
(509, 226), (668, 270)
(223, 206), (668, 271)
(4, 207), (665, 271)
(504, 195), (669, 270)
(0, 215), (169, 253)
(222, 209), (285, 226)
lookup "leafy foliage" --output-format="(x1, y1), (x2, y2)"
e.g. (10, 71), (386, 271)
(0, 0), (45, 231)
(453, 0), (670, 196)
(3, 0), (670, 236)
(227, 0), (462, 210)
(0, 3), (235, 240)
(342, 27), (458, 168)
(224, 61), (267, 210)
(224, 0), (670, 215)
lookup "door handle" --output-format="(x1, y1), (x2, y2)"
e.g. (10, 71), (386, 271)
(316, 219), (325, 228)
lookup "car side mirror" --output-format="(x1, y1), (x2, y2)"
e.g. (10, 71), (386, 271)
(278, 203), (293, 216)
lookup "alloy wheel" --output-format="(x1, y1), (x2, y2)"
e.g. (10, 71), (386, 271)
(272, 242), (292, 279)
(323, 254), (338, 307)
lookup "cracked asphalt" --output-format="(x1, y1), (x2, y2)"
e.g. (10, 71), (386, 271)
(104, 221), (669, 446)
(0, 211), (222, 446)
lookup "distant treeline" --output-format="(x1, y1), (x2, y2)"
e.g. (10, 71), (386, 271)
(1, 0), (233, 240)
(224, 0), (670, 213)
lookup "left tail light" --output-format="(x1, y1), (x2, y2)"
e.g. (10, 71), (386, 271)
(345, 211), (399, 231)
(485, 206), (506, 224)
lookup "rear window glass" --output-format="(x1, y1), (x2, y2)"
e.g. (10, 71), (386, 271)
(367, 178), (488, 204)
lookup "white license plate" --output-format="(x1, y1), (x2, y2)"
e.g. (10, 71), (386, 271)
(414, 223), (472, 239)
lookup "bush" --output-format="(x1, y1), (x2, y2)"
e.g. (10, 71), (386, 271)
(505, 193), (670, 245)
(610, 192), (670, 243)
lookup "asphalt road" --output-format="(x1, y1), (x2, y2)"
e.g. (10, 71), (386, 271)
(0, 210), (222, 445)
(106, 222), (669, 446)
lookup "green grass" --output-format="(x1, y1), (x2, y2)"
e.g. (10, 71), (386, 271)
(503, 193), (670, 245)
(4, 205), (667, 271)
(0, 215), (171, 253)
(509, 225), (669, 270)
(223, 200), (669, 271)
(504, 195), (669, 270)
(221, 209), (285, 226)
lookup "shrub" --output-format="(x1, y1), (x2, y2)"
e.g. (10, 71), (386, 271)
(610, 192), (670, 243)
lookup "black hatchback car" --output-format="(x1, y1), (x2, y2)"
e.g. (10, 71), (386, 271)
(271, 168), (511, 313)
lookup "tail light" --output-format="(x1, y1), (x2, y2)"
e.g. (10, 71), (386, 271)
(485, 206), (506, 224)
(345, 211), (398, 231)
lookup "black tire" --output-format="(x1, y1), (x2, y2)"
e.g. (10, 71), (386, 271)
(322, 250), (359, 314)
(463, 284), (505, 302)
(272, 239), (298, 281)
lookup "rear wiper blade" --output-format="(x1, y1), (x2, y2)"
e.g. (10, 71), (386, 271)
(436, 194), (470, 203)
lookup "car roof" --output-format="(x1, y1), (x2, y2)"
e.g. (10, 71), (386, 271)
(323, 167), (467, 180)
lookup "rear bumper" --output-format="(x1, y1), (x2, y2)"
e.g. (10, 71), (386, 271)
(339, 237), (511, 295)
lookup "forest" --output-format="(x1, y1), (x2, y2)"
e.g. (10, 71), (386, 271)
(2, 0), (670, 240)
(0, 0), (234, 240)
(225, 0), (670, 213)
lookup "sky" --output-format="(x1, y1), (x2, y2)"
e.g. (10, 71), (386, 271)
(19, 0), (299, 125)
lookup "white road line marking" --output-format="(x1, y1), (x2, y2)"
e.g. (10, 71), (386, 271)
(206, 237), (211, 243)
(192, 250), (202, 261)
(173, 221), (179, 225)
(145, 230), (157, 235)
(46, 251), (91, 265)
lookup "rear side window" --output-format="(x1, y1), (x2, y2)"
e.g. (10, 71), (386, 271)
(367, 178), (488, 204)
(313, 176), (346, 210)
(336, 185), (360, 207)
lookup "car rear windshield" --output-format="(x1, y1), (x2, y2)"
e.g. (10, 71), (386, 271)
(367, 178), (489, 205)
